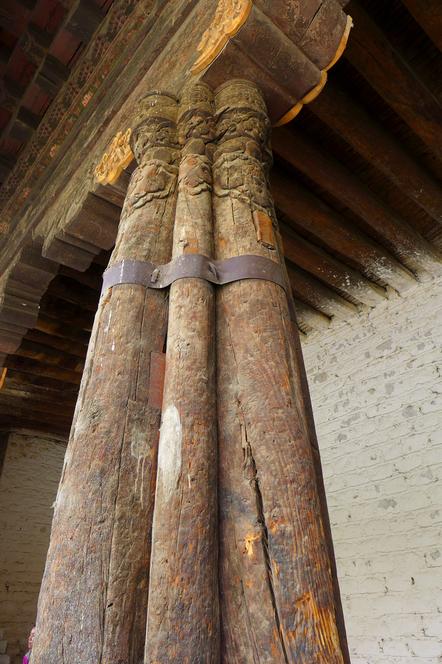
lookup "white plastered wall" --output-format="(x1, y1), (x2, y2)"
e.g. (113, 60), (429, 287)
(0, 431), (66, 663)
(302, 275), (442, 663)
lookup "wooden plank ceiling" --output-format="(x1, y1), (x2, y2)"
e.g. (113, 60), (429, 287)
(0, 0), (441, 435)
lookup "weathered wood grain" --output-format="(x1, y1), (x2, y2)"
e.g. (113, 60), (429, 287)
(287, 262), (358, 319)
(145, 82), (219, 663)
(272, 170), (416, 293)
(272, 126), (442, 274)
(401, 0), (442, 51)
(31, 92), (179, 664)
(293, 298), (331, 331)
(311, 83), (442, 224)
(213, 79), (344, 663)
(346, 3), (442, 160)
(281, 223), (387, 306)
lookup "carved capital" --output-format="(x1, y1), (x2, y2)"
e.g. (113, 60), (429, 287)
(192, 0), (252, 74)
(131, 92), (179, 165)
(178, 82), (215, 148)
(117, 93), (180, 224)
(176, 83), (214, 196)
(94, 128), (133, 185)
(213, 79), (276, 247)
(213, 80), (272, 169)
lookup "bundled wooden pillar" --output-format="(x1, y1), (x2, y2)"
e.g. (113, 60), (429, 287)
(145, 82), (219, 663)
(213, 80), (344, 663)
(32, 78), (348, 663)
(32, 92), (179, 664)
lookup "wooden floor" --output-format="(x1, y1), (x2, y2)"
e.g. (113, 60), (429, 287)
(0, 0), (441, 434)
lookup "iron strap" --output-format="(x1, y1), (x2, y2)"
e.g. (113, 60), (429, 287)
(101, 254), (288, 297)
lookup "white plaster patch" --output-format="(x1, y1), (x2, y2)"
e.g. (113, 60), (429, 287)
(157, 404), (182, 500)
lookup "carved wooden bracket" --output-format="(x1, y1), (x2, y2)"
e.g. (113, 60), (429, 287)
(194, 0), (353, 125)
(43, 193), (122, 271)
(0, 240), (58, 362)
(94, 128), (133, 185)
(192, 0), (253, 74)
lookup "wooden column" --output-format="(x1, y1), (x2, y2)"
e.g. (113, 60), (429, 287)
(32, 92), (179, 664)
(213, 80), (344, 663)
(145, 83), (219, 662)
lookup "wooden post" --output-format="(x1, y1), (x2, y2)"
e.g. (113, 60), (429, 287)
(213, 80), (344, 663)
(32, 92), (179, 664)
(145, 82), (219, 662)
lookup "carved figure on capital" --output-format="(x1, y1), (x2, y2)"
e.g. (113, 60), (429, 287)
(213, 150), (272, 215)
(126, 160), (178, 213)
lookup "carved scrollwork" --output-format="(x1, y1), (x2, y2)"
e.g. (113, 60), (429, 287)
(192, 0), (252, 74)
(94, 128), (133, 185)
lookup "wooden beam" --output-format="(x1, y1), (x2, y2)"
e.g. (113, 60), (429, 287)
(0, 393), (75, 417)
(0, 381), (76, 406)
(47, 276), (100, 312)
(401, 0), (442, 51)
(272, 126), (442, 273)
(25, 329), (87, 359)
(346, 3), (442, 159)
(14, 339), (85, 372)
(66, 0), (104, 41)
(280, 222), (386, 306)
(36, 315), (91, 345)
(5, 356), (82, 385)
(39, 294), (95, 332)
(287, 262), (358, 319)
(310, 82), (442, 224)
(94, 170), (131, 209)
(271, 169), (416, 292)
(58, 264), (103, 291)
(43, 193), (120, 271)
(0, 240), (58, 356)
(2, 368), (79, 394)
(36, 54), (70, 97)
(294, 297), (331, 331)
(0, 411), (71, 437)
(0, 155), (17, 181)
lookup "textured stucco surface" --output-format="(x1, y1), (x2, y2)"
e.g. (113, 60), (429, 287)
(0, 432), (66, 663)
(303, 275), (442, 663)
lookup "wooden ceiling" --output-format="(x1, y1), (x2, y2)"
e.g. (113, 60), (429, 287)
(0, 0), (441, 435)
(0, 0), (110, 184)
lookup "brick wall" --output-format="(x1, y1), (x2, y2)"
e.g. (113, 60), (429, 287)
(0, 431), (66, 663)
(302, 276), (442, 663)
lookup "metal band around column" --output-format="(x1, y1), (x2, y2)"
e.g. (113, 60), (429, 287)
(101, 254), (288, 296)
